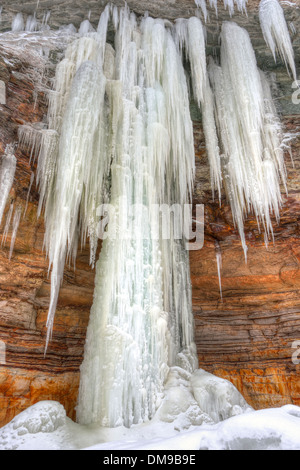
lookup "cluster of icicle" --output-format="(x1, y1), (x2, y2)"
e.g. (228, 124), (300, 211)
(259, 0), (297, 81)
(26, 3), (198, 427)
(194, 0), (248, 20)
(175, 13), (292, 260)
(11, 11), (51, 33)
(202, 21), (289, 259)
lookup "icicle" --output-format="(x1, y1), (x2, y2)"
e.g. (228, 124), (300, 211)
(194, 0), (248, 17)
(289, 22), (296, 36)
(41, 11), (51, 31)
(25, 14), (38, 32)
(18, 123), (44, 162)
(1, 202), (14, 247)
(174, 17), (207, 107)
(223, 0), (235, 16)
(215, 241), (223, 300)
(0, 144), (17, 226)
(201, 74), (222, 202)
(194, 0), (209, 22)
(96, 3), (111, 66)
(208, 0), (218, 15)
(259, 0), (297, 81)
(24, 171), (35, 216)
(9, 205), (22, 260)
(11, 13), (25, 32)
(78, 19), (95, 36)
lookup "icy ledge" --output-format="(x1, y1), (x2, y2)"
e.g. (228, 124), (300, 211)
(1, 369), (300, 450)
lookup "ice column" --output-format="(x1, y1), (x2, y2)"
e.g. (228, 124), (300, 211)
(77, 8), (197, 427)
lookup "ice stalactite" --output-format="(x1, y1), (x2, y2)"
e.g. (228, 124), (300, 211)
(18, 123), (45, 163)
(201, 22), (287, 259)
(1, 202), (13, 247)
(215, 241), (223, 300)
(25, 13), (38, 32)
(201, 76), (222, 202)
(259, 0), (297, 81)
(194, 0), (248, 19)
(194, 0), (209, 22)
(11, 9), (51, 34)
(24, 171), (35, 216)
(9, 205), (22, 260)
(174, 17), (207, 107)
(0, 144), (17, 226)
(11, 13), (25, 32)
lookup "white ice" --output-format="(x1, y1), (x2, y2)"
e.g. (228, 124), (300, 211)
(9, 205), (22, 260)
(194, 0), (248, 17)
(259, 0), (297, 81)
(11, 13), (25, 33)
(77, 6), (196, 428)
(202, 22), (287, 259)
(0, 144), (16, 226)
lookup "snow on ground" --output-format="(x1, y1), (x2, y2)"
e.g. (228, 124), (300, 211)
(0, 370), (300, 450)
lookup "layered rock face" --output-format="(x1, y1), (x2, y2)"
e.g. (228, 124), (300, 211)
(191, 117), (300, 410)
(0, 0), (299, 427)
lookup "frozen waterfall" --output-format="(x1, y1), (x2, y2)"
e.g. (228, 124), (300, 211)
(9, 0), (296, 430)
(34, 4), (198, 426)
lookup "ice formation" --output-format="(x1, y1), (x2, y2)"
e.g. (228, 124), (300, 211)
(259, 0), (297, 81)
(215, 242), (223, 300)
(9, 205), (22, 260)
(0, 144), (16, 227)
(194, 0), (248, 19)
(1, 202), (13, 247)
(2, 0), (297, 441)
(77, 6), (197, 427)
(21, 4), (197, 426)
(202, 22), (287, 258)
(174, 17), (207, 107)
(24, 171), (35, 215)
(11, 13), (25, 33)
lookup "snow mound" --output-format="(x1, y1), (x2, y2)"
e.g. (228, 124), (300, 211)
(191, 369), (253, 422)
(196, 405), (300, 450)
(1, 396), (300, 450)
(0, 401), (66, 449)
